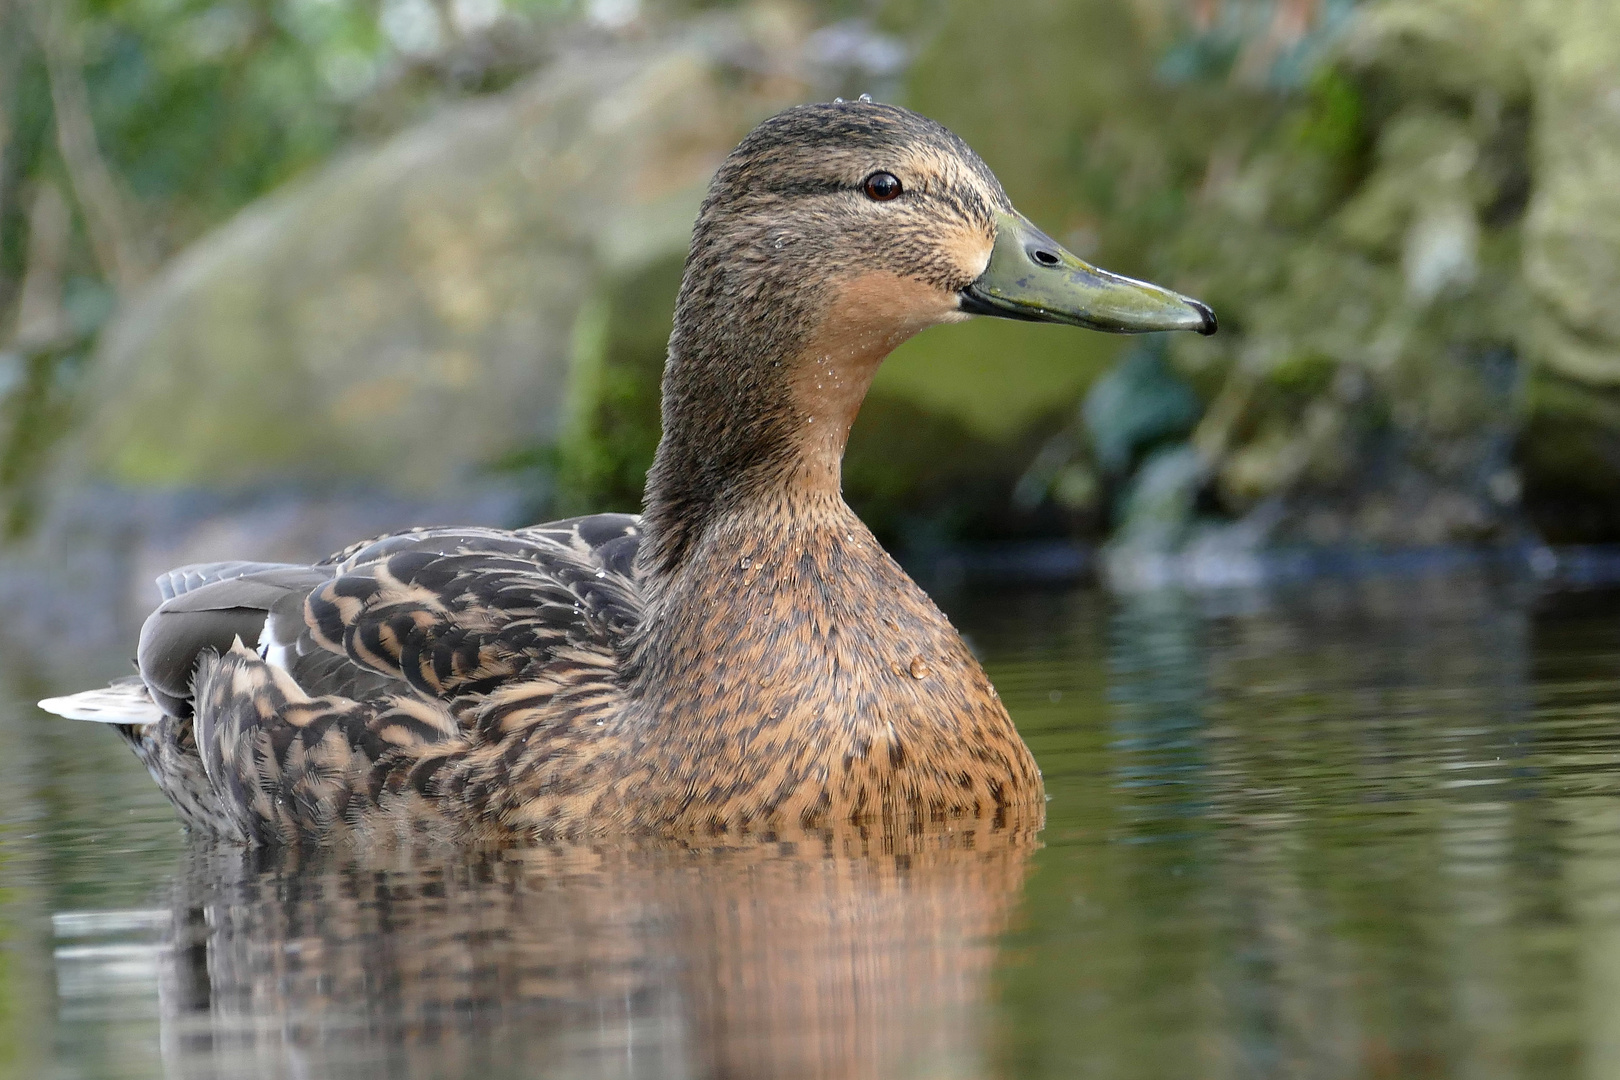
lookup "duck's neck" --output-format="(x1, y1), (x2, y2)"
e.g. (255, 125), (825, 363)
(641, 269), (953, 580)
(638, 355), (850, 581)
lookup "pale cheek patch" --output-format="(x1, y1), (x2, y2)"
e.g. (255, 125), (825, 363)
(941, 221), (994, 284)
(965, 239), (993, 282)
(825, 271), (966, 347)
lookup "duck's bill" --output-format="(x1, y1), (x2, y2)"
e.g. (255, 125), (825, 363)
(959, 211), (1216, 336)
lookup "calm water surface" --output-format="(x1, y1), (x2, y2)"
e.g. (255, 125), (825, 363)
(3, 574), (1620, 1079)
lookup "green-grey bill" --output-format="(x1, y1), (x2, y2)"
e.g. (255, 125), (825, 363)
(960, 210), (1216, 336)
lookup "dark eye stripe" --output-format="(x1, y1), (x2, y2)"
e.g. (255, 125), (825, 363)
(762, 179), (850, 198)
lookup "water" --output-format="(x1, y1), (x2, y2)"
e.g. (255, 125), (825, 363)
(4, 573), (1620, 1078)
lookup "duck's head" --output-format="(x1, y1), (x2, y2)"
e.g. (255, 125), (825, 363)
(672, 98), (1213, 352)
(646, 100), (1215, 571)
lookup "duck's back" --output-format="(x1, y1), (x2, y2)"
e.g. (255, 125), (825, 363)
(42, 514), (645, 844)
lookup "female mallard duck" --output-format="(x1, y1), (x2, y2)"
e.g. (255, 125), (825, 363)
(41, 101), (1214, 846)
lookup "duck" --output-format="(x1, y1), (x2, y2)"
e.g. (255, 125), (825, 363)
(39, 99), (1215, 846)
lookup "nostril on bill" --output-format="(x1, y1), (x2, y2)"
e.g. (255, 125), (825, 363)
(1031, 249), (1060, 267)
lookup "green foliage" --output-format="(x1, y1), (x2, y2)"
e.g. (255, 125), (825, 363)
(0, 340), (90, 537)
(14, 0), (581, 258)
(1294, 66), (1364, 160)
(87, 0), (361, 225)
(0, 0), (589, 530)
(1151, 2), (1548, 547)
(844, 392), (1070, 548)
(542, 257), (681, 518)
(1082, 339), (1203, 478)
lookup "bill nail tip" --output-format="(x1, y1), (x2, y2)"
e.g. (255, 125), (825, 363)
(1191, 300), (1218, 336)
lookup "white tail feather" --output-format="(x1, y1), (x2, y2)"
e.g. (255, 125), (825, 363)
(38, 683), (163, 726)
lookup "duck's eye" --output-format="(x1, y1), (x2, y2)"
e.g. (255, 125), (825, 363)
(863, 172), (902, 201)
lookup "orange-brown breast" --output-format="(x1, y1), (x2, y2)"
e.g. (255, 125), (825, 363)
(607, 495), (1043, 835)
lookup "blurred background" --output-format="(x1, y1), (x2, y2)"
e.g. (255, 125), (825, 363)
(0, 0), (1615, 625)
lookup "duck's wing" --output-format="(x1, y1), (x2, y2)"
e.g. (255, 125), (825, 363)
(124, 514), (642, 720)
(43, 514), (644, 843)
(304, 514), (644, 702)
(90, 558), (452, 841)
(182, 640), (467, 844)
(322, 513), (642, 579)
(183, 513), (645, 843)
(133, 562), (405, 718)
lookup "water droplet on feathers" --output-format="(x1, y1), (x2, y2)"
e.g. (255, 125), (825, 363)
(739, 557), (751, 570)
(908, 656), (930, 679)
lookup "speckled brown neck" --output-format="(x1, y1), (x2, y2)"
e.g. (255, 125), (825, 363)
(641, 267), (967, 580)
(782, 271), (967, 496)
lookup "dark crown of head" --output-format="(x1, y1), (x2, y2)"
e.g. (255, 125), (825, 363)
(718, 100), (1003, 195)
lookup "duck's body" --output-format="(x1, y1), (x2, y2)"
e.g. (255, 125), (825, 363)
(43, 101), (1212, 845)
(111, 504), (1031, 845)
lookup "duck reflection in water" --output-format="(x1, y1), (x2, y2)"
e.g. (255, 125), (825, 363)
(152, 817), (1036, 1080)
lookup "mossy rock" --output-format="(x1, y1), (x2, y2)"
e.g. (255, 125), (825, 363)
(76, 30), (812, 492)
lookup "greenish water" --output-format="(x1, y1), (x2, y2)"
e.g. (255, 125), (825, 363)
(3, 575), (1620, 1078)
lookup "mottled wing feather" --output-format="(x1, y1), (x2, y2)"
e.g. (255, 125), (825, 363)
(305, 515), (644, 701)
(101, 515), (643, 844)
(137, 563), (406, 716)
(192, 642), (459, 845)
(317, 515), (640, 572)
